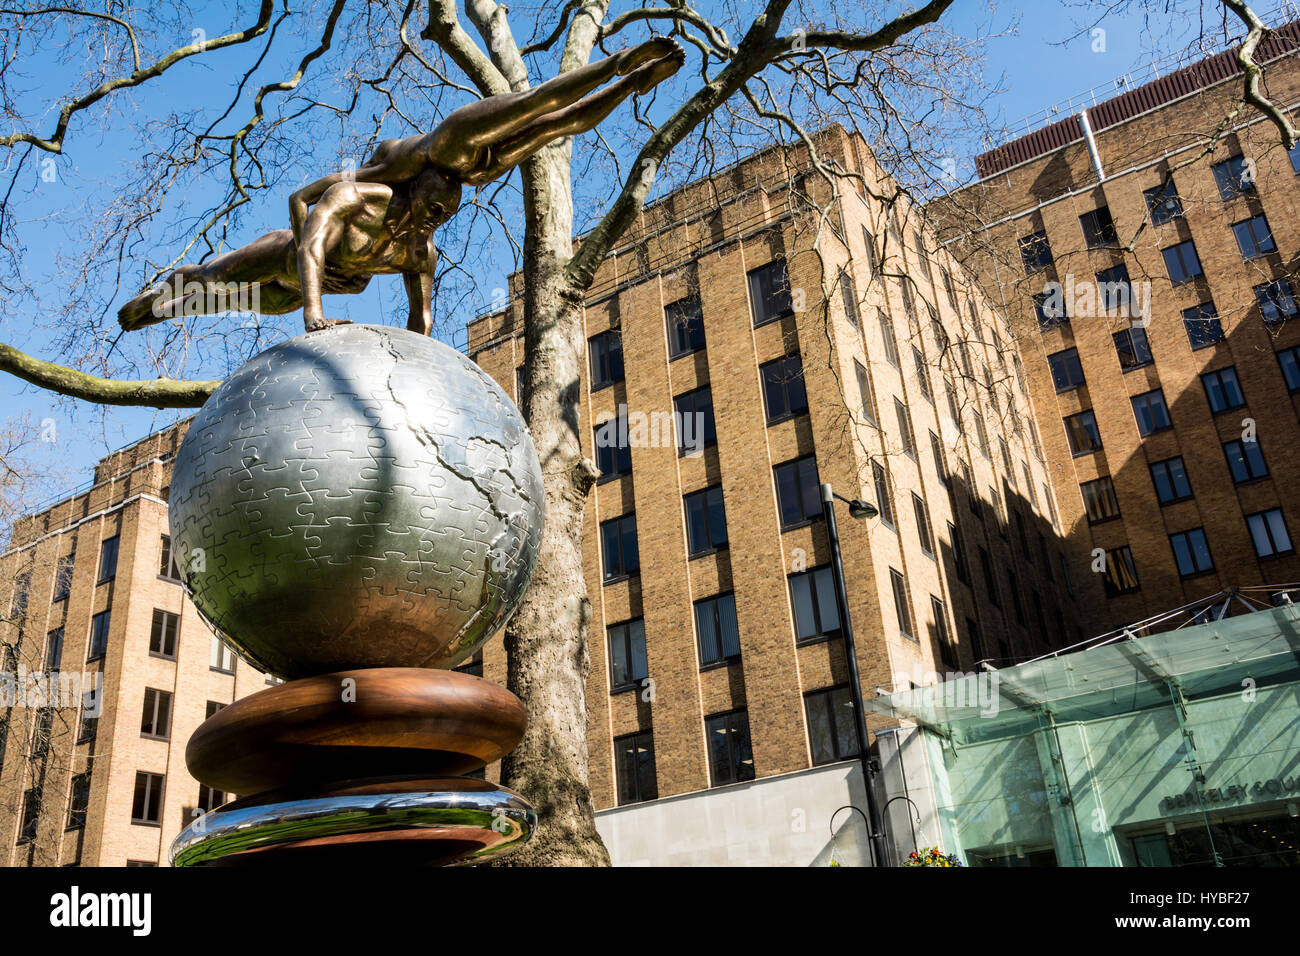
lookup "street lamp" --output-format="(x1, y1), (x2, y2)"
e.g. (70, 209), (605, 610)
(820, 482), (890, 868)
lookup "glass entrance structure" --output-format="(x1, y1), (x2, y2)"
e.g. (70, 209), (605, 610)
(867, 600), (1300, 866)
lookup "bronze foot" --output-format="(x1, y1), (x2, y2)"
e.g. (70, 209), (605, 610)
(304, 316), (353, 332)
(618, 37), (679, 75)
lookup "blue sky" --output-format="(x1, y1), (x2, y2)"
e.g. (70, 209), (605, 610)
(0, 0), (1265, 504)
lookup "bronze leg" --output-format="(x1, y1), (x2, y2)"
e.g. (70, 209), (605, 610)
(424, 39), (679, 164)
(468, 53), (683, 183)
(118, 230), (298, 330)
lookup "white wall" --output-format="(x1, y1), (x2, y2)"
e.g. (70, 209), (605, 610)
(594, 762), (874, 866)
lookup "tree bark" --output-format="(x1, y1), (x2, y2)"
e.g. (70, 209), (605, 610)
(495, 136), (610, 866)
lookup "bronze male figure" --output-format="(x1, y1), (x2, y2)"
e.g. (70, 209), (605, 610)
(118, 38), (684, 335)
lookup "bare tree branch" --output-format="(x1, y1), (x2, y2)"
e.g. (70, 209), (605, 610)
(0, 0), (277, 153)
(0, 342), (215, 407)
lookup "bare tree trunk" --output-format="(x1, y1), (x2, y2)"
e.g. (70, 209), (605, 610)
(495, 138), (609, 866)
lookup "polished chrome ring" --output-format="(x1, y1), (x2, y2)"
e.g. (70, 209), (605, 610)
(171, 783), (537, 867)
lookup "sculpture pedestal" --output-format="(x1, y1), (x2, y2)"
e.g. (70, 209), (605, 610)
(171, 668), (535, 867)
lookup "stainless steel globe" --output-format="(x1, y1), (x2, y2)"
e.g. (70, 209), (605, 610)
(168, 324), (544, 679)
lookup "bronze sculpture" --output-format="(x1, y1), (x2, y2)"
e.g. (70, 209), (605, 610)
(117, 38), (683, 335)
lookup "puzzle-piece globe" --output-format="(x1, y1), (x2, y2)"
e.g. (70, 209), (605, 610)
(168, 324), (544, 679)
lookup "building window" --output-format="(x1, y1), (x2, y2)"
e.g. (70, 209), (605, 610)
(1019, 230), (1053, 273)
(695, 593), (741, 666)
(912, 493), (935, 558)
(840, 270), (860, 329)
(140, 688), (173, 740)
(1095, 264), (1133, 315)
(1100, 546), (1140, 597)
(600, 513), (640, 581)
(872, 459), (895, 529)
(1223, 438), (1268, 484)
(1170, 528), (1214, 577)
(773, 455), (822, 528)
(854, 359), (878, 425)
(131, 772), (165, 825)
(890, 567), (915, 640)
(900, 281), (918, 323)
(1113, 326), (1153, 370)
(68, 773), (91, 830)
(973, 411), (990, 459)
(894, 398), (916, 458)
(861, 226), (876, 279)
(210, 635), (236, 673)
(53, 553), (74, 602)
(607, 618), (647, 692)
(912, 347), (933, 403)
(1246, 508), (1293, 558)
(1254, 278), (1299, 327)
(748, 259), (793, 326)
(1278, 346), (1300, 392)
(944, 380), (962, 438)
(706, 709), (755, 786)
(97, 535), (120, 584)
(593, 411), (632, 481)
(1007, 570), (1027, 626)
(673, 386), (716, 456)
(761, 353), (808, 424)
(614, 731), (658, 805)
(931, 595), (957, 668)
(941, 268), (959, 309)
(1033, 290), (1068, 331)
(684, 485), (728, 556)
(1143, 180), (1183, 224)
(1211, 155), (1255, 199)
(1161, 240), (1203, 285)
(978, 546), (999, 606)
(789, 565), (841, 644)
(1079, 206), (1118, 247)
(1183, 302), (1225, 349)
(18, 789), (39, 843)
(1048, 347), (1085, 392)
(913, 231), (932, 280)
(198, 784), (225, 813)
(878, 309), (900, 366)
(158, 535), (181, 581)
(149, 609), (179, 660)
(1150, 457), (1193, 504)
(805, 685), (859, 765)
(1080, 476), (1121, 524)
(1201, 367), (1245, 414)
(948, 522), (971, 585)
(588, 329), (624, 390)
(205, 700), (226, 719)
(1231, 214), (1276, 261)
(931, 431), (948, 487)
(665, 296), (705, 358)
(1063, 410), (1102, 456)
(1131, 389), (1172, 436)
(46, 627), (64, 671)
(78, 693), (98, 744)
(88, 610), (111, 661)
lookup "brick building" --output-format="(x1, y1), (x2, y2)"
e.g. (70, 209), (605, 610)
(0, 424), (272, 866)
(466, 127), (1084, 862)
(931, 17), (1300, 624)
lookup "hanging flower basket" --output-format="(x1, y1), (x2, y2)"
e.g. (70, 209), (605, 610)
(902, 847), (962, 867)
